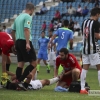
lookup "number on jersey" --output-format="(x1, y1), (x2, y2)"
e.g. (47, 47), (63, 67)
(61, 32), (65, 39)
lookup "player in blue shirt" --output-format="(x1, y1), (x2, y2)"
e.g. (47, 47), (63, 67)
(48, 20), (73, 56)
(37, 31), (50, 73)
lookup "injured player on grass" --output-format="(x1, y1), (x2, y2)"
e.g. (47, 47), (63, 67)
(5, 69), (64, 91)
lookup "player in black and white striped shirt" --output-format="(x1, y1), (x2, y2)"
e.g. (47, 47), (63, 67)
(80, 7), (100, 94)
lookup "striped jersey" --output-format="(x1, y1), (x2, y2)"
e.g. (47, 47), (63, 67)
(82, 19), (100, 54)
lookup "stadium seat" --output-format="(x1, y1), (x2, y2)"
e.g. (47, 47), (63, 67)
(72, 2), (76, 7)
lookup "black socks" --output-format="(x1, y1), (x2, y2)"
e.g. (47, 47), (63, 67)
(18, 65), (34, 82)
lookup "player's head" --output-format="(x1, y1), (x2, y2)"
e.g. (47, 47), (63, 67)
(48, 30), (53, 37)
(59, 48), (69, 60)
(90, 7), (100, 20)
(41, 31), (45, 38)
(25, 3), (34, 16)
(63, 20), (69, 27)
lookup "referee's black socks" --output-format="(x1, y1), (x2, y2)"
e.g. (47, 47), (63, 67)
(6, 64), (10, 71)
(16, 67), (23, 79)
(18, 65), (34, 82)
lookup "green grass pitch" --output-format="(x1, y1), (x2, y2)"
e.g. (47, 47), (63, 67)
(0, 64), (100, 100)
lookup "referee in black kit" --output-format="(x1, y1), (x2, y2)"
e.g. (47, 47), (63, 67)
(11, 3), (37, 90)
(80, 7), (100, 94)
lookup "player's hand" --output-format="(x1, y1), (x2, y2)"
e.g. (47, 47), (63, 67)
(11, 45), (17, 55)
(48, 43), (51, 49)
(26, 43), (31, 51)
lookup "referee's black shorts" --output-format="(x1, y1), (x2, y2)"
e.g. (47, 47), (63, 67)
(15, 39), (37, 62)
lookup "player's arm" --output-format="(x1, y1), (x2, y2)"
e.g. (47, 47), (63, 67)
(24, 28), (30, 45)
(69, 39), (73, 50)
(54, 67), (59, 77)
(53, 43), (56, 52)
(54, 57), (60, 77)
(48, 30), (58, 48)
(11, 30), (16, 43)
(48, 34), (57, 45)
(38, 39), (40, 48)
(11, 21), (16, 43)
(69, 31), (73, 50)
(94, 21), (100, 39)
(24, 16), (32, 51)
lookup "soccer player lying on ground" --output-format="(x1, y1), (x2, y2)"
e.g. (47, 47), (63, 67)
(54, 48), (82, 89)
(0, 30), (16, 86)
(5, 68), (64, 91)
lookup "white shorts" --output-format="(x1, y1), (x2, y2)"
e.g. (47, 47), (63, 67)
(30, 80), (42, 90)
(82, 53), (100, 66)
(48, 52), (56, 61)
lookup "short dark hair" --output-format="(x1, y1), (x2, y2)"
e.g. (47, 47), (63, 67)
(49, 30), (53, 32)
(59, 48), (69, 55)
(41, 31), (45, 34)
(26, 3), (34, 10)
(63, 20), (69, 27)
(91, 7), (100, 16)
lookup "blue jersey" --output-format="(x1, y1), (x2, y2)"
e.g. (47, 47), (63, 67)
(38, 37), (49, 53)
(54, 27), (73, 51)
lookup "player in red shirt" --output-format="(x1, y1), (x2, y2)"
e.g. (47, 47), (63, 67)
(54, 48), (82, 88)
(0, 31), (15, 86)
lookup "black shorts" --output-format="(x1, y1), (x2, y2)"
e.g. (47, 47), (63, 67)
(15, 39), (37, 62)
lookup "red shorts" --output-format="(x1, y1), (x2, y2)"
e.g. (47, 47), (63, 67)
(61, 75), (73, 87)
(61, 69), (81, 87)
(0, 48), (10, 56)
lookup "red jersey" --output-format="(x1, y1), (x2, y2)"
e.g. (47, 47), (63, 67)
(56, 53), (82, 72)
(0, 32), (14, 56)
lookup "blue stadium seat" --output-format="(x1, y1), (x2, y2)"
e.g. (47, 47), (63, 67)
(72, 2), (76, 7)
(73, 47), (77, 52)
(84, 2), (89, 6)
(75, 17), (79, 21)
(76, 47), (81, 52)
(98, 40), (100, 44)
(77, 43), (82, 48)
(59, 2), (63, 7)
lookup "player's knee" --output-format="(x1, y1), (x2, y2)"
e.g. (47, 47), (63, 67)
(27, 73), (32, 79)
(30, 61), (37, 67)
(72, 68), (80, 80)
(72, 68), (80, 74)
(18, 62), (24, 68)
(44, 79), (50, 85)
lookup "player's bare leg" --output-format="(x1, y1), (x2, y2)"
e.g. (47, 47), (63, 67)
(43, 60), (50, 73)
(40, 74), (63, 87)
(72, 68), (80, 81)
(37, 59), (41, 73)
(30, 68), (37, 80)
